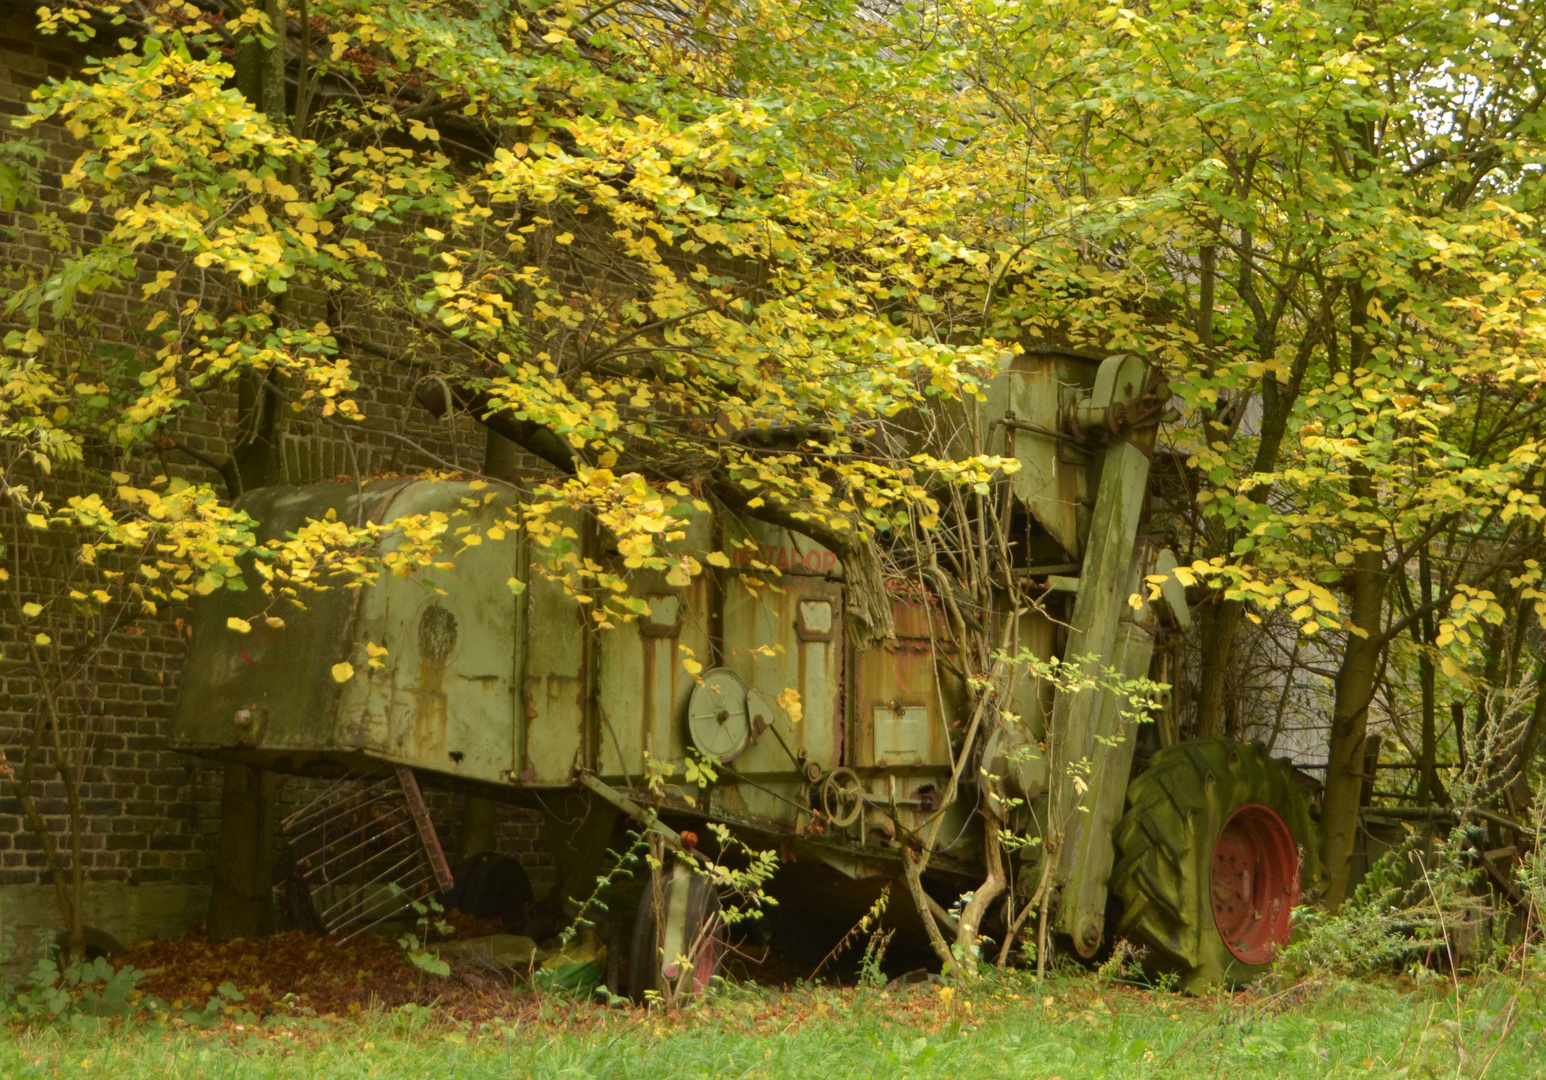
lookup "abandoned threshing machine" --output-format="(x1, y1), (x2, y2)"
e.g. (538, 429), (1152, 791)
(170, 352), (1320, 992)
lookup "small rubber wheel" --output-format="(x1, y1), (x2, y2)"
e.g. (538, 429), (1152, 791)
(628, 864), (723, 1002)
(445, 852), (534, 928)
(1110, 738), (1321, 991)
(52, 926), (123, 962)
(282, 848), (328, 935)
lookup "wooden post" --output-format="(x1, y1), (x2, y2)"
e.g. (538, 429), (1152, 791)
(1359, 734), (1382, 808)
(456, 795), (501, 867)
(207, 761), (275, 942)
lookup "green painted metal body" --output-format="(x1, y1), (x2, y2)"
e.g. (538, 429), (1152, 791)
(173, 480), (525, 782)
(170, 352), (1181, 929)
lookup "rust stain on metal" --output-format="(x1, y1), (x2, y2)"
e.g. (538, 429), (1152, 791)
(396, 766), (455, 894)
(853, 599), (956, 772)
(408, 603), (454, 760)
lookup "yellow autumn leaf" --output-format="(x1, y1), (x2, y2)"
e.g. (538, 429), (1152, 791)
(34, 633), (51, 646)
(682, 657), (703, 675)
(777, 687), (803, 724)
(705, 550), (731, 568)
(226, 617), (252, 634)
(21, 602), (42, 617)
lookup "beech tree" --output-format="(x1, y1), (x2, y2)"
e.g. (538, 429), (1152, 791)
(949, 0), (1546, 905)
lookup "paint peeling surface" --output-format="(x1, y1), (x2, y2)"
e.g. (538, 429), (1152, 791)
(169, 479), (522, 785)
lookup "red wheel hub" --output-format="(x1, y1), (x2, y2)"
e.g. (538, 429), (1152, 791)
(661, 916), (720, 992)
(691, 919), (720, 991)
(1209, 802), (1300, 964)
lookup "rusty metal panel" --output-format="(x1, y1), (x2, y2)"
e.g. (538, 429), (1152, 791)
(715, 513), (845, 823)
(982, 605), (1060, 807)
(170, 482), (475, 759)
(1010, 607), (1059, 743)
(726, 575), (844, 769)
(871, 705), (928, 765)
(1008, 355), (1096, 558)
(333, 481), (524, 785)
(595, 515), (713, 782)
(170, 479), (529, 785)
(851, 599), (956, 771)
(168, 483), (373, 756)
(520, 507), (589, 785)
(721, 517), (843, 580)
(848, 598), (961, 843)
(710, 569), (843, 829)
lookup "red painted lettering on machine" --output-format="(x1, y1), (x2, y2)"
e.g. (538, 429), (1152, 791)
(728, 544), (838, 575)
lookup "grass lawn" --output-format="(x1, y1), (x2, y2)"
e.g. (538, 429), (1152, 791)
(0, 970), (1541, 1079)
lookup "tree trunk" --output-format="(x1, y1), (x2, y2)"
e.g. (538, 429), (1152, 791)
(10, 706), (78, 955)
(1319, 466), (1386, 909)
(228, 1), (291, 492)
(900, 847), (953, 967)
(260, 0), (288, 121)
(1506, 673), (1546, 817)
(1417, 548), (1439, 806)
(1195, 595), (1241, 738)
(954, 818), (1006, 969)
(1191, 327), (1310, 741)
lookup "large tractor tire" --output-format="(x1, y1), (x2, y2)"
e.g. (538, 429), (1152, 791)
(1110, 738), (1321, 992)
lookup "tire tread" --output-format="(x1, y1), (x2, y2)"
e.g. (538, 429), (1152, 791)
(1110, 738), (1321, 990)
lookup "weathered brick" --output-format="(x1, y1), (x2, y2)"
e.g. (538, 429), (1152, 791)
(0, 8), (551, 909)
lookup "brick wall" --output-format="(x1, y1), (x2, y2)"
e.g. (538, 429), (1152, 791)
(0, 5), (549, 954)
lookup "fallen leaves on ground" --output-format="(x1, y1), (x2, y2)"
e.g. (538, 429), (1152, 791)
(116, 927), (525, 1022)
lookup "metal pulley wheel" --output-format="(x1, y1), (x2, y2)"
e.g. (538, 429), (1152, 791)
(687, 667), (751, 763)
(818, 767), (864, 827)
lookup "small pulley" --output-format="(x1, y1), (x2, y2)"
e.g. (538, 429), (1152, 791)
(687, 667), (752, 763)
